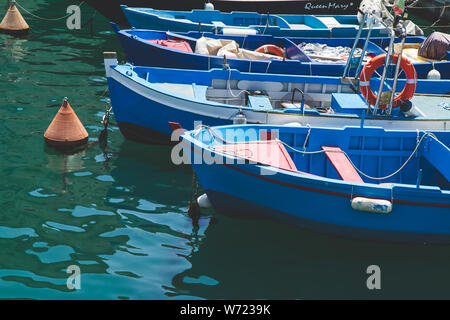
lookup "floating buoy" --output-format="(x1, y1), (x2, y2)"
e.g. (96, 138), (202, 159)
(427, 69), (441, 80)
(197, 193), (212, 209)
(44, 98), (89, 149)
(0, 1), (29, 36)
(204, 2), (214, 10)
(233, 109), (247, 124)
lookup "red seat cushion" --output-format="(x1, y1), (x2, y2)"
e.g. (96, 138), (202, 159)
(322, 146), (364, 183)
(145, 39), (193, 53)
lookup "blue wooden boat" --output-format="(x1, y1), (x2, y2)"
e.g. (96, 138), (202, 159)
(120, 5), (389, 38)
(179, 123), (450, 243)
(104, 54), (450, 144)
(112, 26), (450, 79)
(87, 1), (362, 25)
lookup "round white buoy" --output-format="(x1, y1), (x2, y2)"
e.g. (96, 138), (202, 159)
(427, 69), (441, 80)
(197, 193), (212, 208)
(233, 109), (247, 124)
(204, 2), (215, 10)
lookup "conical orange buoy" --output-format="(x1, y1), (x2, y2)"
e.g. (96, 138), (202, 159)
(44, 98), (89, 149)
(0, 1), (29, 36)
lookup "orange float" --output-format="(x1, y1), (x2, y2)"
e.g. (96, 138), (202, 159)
(359, 54), (417, 109)
(255, 44), (284, 58)
(0, 1), (29, 36)
(44, 98), (89, 149)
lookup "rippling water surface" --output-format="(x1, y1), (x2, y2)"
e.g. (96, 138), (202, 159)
(1, 0), (450, 299)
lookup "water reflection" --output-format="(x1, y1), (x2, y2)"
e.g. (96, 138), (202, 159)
(2, 0), (450, 300)
(169, 212), (450, 299)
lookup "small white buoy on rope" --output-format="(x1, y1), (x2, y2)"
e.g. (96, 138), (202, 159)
(427, 69), (441, 80)
(204, 2), (215, 10)
(0, 0), (29, 36)
(197, 193), (212, 209)
(233, 109), (247, 124)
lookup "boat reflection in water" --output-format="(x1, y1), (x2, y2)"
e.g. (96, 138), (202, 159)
(170, 212), (450, 299)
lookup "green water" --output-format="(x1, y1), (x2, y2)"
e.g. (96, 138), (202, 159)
(1, 0), (450, 300)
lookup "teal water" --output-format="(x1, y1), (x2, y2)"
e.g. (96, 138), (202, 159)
(1, 0), (450, 300)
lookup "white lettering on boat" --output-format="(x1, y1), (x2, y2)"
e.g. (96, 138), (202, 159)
(304, 2), (352, 11)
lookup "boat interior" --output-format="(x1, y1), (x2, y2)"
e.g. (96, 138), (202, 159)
(195, 125), (450, 189)
(130, 7), (364, 30)
(124, 29), (385, 63)
(130, 66), (450, 118)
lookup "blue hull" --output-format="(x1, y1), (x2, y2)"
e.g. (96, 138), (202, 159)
(106, 64), (450, 144)
(121, 6), (388, 38)
(205, 189), (450, 243)
(107, 73), (231, 143)
(181, 125), (450, 243)
(115, 28), (450, 79)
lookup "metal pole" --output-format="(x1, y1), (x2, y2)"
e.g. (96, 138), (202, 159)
(355, 16), (375, 77)
(387, 27), (407, 115)
(372, 31), (396, 114)
(342, 12), (368, 78)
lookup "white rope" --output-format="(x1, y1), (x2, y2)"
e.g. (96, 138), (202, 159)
(302, 124), (311, 153)
(15, 0), (85, 21)
(226, 68), (250, 98)
(343, 132), (436, 180)
(265, 60), (272, 73)
(279, 131), (437, 180)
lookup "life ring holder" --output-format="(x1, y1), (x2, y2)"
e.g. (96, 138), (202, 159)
(359, 54), (417, 110)
(254, 44), (284, 58)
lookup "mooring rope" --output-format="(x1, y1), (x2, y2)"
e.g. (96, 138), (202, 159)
(280, 131), (438, 181)
(226, 67), (250, 98)
(14, 0), (85, 21)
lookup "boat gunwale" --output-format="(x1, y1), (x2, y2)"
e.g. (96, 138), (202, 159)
(109, 64), (450, 122)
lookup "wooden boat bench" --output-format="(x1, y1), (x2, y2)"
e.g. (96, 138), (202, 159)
(321, 146), (364, 183)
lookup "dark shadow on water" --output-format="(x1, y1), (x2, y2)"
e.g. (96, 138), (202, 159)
(169, 211), (450, 299)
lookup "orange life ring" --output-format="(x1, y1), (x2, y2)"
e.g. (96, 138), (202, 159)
(255, 44), (284, 57)
(359, 54), (417, 110)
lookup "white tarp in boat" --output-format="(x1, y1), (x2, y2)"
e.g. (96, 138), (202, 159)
(358, 0), (424, 36)
(299, 42), (371, 63)
(195, 37), (283, 61)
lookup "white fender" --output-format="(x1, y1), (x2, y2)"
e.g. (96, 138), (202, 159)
(427, 69), (441, 80)
(351, 197), (392, 214)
